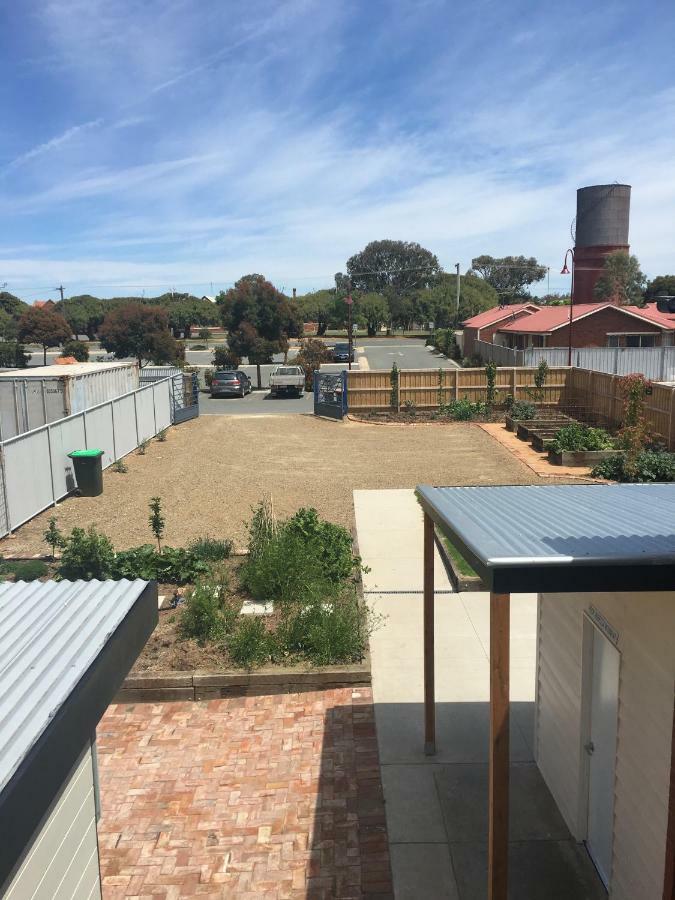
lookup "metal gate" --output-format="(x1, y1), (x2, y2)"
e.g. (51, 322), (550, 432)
(140, 368), (200, 424)
(171, 372), (200, 423)
(313, 370), (347, 419)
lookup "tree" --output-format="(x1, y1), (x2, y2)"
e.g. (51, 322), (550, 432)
(227, 322), (276, 389)
(644, 275), (675, 303)
(213, 346), (241, 369)
(294, 339), (334, 389)
(470, 255), (547, 301)
(345, 240), (442, 297)
(356, 293), (389, 337)
(17, 307), (72, 365)
(0, 342), (30, 368)
(218, 275), (300, 387)
(296, 289), (335, 336)
(416, 274), (498, 327)
(198, 327), (211, 343)
(0, 309), (19, 341)
(538, 293), (570, 306)
(56, 295), (104, 340)
(99, 304), (181, 367)
(0, 291), (29, 320)
(61, 339), (89, 361)
(148, 497), (165, 552)
(594, 251), (646, 305)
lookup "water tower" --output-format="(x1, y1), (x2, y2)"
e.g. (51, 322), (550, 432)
(574, 184), (631, 302)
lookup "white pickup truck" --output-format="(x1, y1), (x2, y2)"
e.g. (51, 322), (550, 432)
(269, 365), (305, 398)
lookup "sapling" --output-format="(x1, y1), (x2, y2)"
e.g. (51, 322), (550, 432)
(43, 517), (65, 560)
(148, 497), (165, 552)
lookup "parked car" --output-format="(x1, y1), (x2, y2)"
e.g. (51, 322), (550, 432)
(332, 342), (354, 362)
(269, 365), (305, 398)
(210, 370), (252, 398)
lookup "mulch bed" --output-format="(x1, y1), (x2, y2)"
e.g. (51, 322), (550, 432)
(351, 410), (502, 424)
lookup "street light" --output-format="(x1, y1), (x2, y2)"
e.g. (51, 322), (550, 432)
(561, 249), (575, 367)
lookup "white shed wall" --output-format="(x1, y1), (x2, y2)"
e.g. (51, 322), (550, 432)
(3, 745), (101, 900)
(536, 591), (675, 900)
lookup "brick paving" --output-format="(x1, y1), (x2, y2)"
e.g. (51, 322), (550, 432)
(97, 688), (392, 899)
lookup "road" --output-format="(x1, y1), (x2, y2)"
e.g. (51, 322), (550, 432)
(201, 390), (314, 416)
(358, 339), (458, 371)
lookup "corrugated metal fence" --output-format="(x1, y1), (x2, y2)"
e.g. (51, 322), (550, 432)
(347, 367), (569, 411)
(474, 340), (675, 381)
(0, 379), (171, 537)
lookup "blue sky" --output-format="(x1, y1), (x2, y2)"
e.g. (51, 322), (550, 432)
(1, 0), (674, 300)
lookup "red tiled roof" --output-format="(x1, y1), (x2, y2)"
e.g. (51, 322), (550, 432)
(497, 302), (675, 334)
(462, 303), (539, 329)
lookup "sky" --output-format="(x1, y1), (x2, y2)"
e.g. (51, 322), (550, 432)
(1, 0), (674, 301)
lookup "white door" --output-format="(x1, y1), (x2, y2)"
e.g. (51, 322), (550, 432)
(586, 626), (620, 888)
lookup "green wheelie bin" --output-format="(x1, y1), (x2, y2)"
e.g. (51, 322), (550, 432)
(68, 449), (104, 496)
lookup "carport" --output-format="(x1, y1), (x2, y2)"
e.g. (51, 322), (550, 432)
(416, 483), (675, 900)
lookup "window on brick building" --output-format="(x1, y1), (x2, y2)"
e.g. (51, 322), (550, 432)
(607, 334), (658, 348)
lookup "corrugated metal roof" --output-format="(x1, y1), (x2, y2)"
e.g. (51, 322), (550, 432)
(417, 484), (675, 592)
(0, 361), (136, 379)
(0, 578), (148, 794)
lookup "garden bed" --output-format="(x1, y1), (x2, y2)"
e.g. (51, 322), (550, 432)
(351, 408), (501, 425)
(548, 449), (622, 467)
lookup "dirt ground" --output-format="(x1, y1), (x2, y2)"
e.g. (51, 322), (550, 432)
(2, 414), (549, 556)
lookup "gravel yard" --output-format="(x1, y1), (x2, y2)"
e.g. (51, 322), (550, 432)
(3, 414), (545, 556)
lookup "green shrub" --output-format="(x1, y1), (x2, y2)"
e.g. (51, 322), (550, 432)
(190, 344), (208, 350)
(592, 450), (675, 483)
(61, 339), (89, 361)
(247, 497), (278, 559)
(187, 536), (233, 562)
(284, 508), (355, 582)
(276, 586), (369, 666)
(156, 428), (168, 442)
(227, 617), (272, 668)
(0, 342), (30, 368)
(58, 526), (115, 580)
(241, 529), (326, 605)
(0, 559), (49, 581)
(179, 570), (236, 644)
(550, 424), (615, 453)
(111, 545), (210, 584)
(112, 458), (128, 473)
(440, 398), (487, 421)
(509, 400), (536, 421)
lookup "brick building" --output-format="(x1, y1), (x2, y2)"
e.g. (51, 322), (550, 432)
(463, 302), (675, 352)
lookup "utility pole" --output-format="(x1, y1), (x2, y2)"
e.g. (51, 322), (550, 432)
(455, 263), (461, 314)
(345, 291), (354, 372)
(54, 285), (64, 301)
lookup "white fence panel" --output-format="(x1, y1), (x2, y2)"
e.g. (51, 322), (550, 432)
(0, 378), (173, 536)
(153, 381), (171, 431)
(4, 430), (54, 532)
(135, 386), (156, 443)
(48, 416), (86, 499)
(82, 404), (116, 468)
(112, 394), (138, 458)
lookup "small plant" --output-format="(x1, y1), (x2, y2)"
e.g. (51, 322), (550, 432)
(137, 439), (149, 455)
(179, 570), (236, 644)
(43, 517), (65, 560)
(403, 399), (417, 415)
(390, 362), (399, 410)
(187, 536), (233, 562)
(440, 398), (487, 421)
(58, 526), (115, 580)
(227, 616), (272, 669)
(112, 458), (128, 473)
(247, 496), (277, 559)
(616, 373), (652, 478)
(0, 559), (49, 582)
(550, 424), (614, 453)
(148, 497), (165, 552)
(485, 361), (497, 409)
(592, 450), (675, 483)
(156, 428), (168, 442)
(509, 400), (536, 421)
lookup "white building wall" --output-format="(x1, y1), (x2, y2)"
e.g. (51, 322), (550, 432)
(3, 745), (101, 900)
(536, 591), (675, 900)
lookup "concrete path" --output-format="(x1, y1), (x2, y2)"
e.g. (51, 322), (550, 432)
(354, 489), (604, 900)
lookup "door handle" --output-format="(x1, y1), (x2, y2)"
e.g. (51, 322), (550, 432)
(585, 741), (595, 756)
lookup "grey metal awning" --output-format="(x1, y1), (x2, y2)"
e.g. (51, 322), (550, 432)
(417, 483), (675, 593)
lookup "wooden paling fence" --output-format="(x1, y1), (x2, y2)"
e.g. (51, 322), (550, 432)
(347, 367), (569, 411)
(347, 366), (675, 450)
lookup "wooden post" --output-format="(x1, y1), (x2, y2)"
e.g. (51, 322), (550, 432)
(423, 512), (435, 755)
(489, 591), (510, 900)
